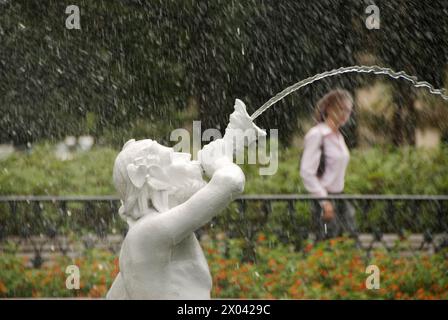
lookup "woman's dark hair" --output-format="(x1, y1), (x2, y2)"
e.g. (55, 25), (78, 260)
(314, 89), (353, 123)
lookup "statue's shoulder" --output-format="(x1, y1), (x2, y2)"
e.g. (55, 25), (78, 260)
(123, 214), (172, 251)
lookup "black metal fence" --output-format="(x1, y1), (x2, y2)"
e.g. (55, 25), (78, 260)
(0, 194), (447, 267)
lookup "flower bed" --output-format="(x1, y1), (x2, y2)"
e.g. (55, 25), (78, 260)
(0, 237), (447, 299)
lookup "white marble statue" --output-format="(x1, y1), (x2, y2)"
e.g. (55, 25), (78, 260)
(106, 99), (265, 299)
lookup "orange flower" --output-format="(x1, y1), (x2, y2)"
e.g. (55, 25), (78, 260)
(268, 258), (277, 268)
(240, 265), (250, 273)
(214, 286), (222, 296)
(257, 233), (266, 243)
(0, 281), (7, 294)
(217, 258), (227, 267)
(241, 285), (249, 292)
(356, 282), (365, 291)
(431, 284), (440, 293)
(88, 284), (107, 298)
(264, 293), (275, 300)
(311, 282), (321, 289)
(41, 272), (54, 286)
(304, 243), (313, 253)
(243, 275), (252, 284)
(389, 284), (399, 291)
(206, 247), (219, 255)
(288, 286), (298, 296)
(338, 289), (348, 297)
(378, 288), (387, 295)
(215, 270), (227, 281)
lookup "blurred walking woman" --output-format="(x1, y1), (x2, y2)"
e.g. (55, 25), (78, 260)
(300, 89), (357, 241)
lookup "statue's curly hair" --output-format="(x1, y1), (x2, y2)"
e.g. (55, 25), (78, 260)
(113, 139), (160, 226)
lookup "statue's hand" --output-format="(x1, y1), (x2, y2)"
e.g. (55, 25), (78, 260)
(198, 99), (266, 178)
(224, 99), (266, 148)
(197, 138), (233, 178)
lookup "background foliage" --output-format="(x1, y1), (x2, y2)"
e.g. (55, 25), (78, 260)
(1, 0), (447, 146)
(2, 143), (447, 196)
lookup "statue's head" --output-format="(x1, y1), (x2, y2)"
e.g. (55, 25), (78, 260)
(113, 139), (206, 226)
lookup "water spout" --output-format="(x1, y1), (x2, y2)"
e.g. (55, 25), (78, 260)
(250, 65), (448, 120)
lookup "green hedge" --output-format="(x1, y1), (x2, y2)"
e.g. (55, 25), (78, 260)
(0, 143), (117, 195)
(1, 143), (448, 195)
(242, 144), (448, 195)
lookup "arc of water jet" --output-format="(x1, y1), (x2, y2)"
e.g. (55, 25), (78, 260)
(250, 65), (448, 120)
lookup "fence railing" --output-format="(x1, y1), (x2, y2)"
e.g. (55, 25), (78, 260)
(0, 194), (447, 266)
